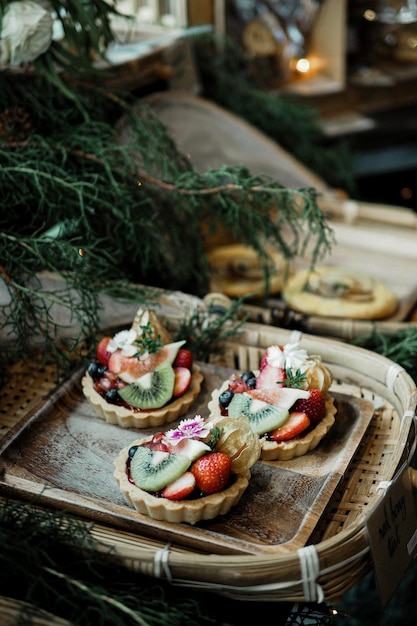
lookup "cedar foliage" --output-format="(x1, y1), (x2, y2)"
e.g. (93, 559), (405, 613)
(0, 68), (334, 373)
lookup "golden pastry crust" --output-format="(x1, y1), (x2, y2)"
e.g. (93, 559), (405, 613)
(82, 364), (203, 429)
(282, 267), (397, 320)
(259, 395), (337, 461)
(207, 243), (288, 298)
(113, 438), (251, 524)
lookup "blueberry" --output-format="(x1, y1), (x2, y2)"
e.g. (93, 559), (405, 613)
(245, 376), (257, 388)
(219, 389), (234, 408)
(105, 388), (121, 405)
(88, 361), (107, 379)
(128, 445), (139, 458)
(241, 370), (256, 382)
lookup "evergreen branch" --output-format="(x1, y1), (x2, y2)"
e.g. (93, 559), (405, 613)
(0, 71), (334, 375)
(44, 567), (151, 626)
(353, 327), (417, 383)
(194, 34), (356, 194)
(0, 500), (237, 626)
(173, 297), (249, 361)
(137, 169), (313, 197)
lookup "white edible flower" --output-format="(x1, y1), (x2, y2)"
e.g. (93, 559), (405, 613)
(267, 342), (308, 370)
(0, 1), (53, 67)
(107, 329), (138, 356)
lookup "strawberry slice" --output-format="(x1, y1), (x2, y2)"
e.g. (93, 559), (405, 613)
(191, 452), (232, 494)
(255, 363), (286, 390)
(269, 411), (311, 441)
(173, 367), (191, 396)
(97, 336), (112, 366)
(173, 349), (193, 370)
(293, 389), (325, 424)
(162, 471), (196, 500)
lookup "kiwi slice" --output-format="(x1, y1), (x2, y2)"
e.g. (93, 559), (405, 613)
(130, 445), (190, 492)
(228, 393), (289, 435)
(118, 361), (175, 409)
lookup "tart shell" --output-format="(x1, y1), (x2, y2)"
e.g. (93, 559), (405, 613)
(82, 364), (203, 429)
(259, 396), (337, 461)
(114, 438), (251, 524)
(208, 385), (337, 461)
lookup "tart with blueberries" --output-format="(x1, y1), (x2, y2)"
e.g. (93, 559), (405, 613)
(208, 334), (337, 461)
(82, 308), (203, 429)
(113, 414), (261, 524)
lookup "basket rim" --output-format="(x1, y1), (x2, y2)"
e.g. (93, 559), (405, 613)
(1, 318), (416, 603)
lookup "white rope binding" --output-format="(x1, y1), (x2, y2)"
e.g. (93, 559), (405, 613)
(342, 200), (360, 224)
(298, 545), (324, 603)
(376, 480), (392, 494)
(154, 543), (173, 581)
(385, 363), (404, 392)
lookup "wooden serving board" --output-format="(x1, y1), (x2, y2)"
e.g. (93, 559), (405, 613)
(0, 362), (374, 555)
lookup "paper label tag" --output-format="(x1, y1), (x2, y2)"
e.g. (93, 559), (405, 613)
(367, 463), (417, 606)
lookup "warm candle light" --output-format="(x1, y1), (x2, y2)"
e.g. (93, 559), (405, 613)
(364, 9), (377, 21)
(295, 57), (311, 73)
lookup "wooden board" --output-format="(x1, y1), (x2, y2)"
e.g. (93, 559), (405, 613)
(0, 362), (374, 555)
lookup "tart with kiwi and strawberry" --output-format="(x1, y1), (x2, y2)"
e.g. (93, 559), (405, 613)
(113, 413), (261, 524)
(82, 308), (203, 429)
(208, 333), (337, 461)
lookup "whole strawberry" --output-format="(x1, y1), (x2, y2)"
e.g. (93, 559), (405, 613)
(293, 389), (325, 424)
(191, 452), (232, 494)
(173, 348), (193, 370)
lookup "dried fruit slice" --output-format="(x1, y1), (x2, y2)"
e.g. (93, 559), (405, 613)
(109, 340), (185, 384)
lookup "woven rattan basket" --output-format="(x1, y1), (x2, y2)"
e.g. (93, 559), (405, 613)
(1, 317), (416, 604)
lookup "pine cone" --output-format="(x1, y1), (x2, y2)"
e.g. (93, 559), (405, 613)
(0, 106), (33, 143)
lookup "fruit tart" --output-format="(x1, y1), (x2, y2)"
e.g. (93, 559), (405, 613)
(114, 413), (261, 524)
(208, 333), (337, 461)
(82, 308), (203, 428)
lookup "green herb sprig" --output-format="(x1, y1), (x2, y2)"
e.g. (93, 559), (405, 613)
(134, 322), (163, 356)
(284, 368), (307, 389)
